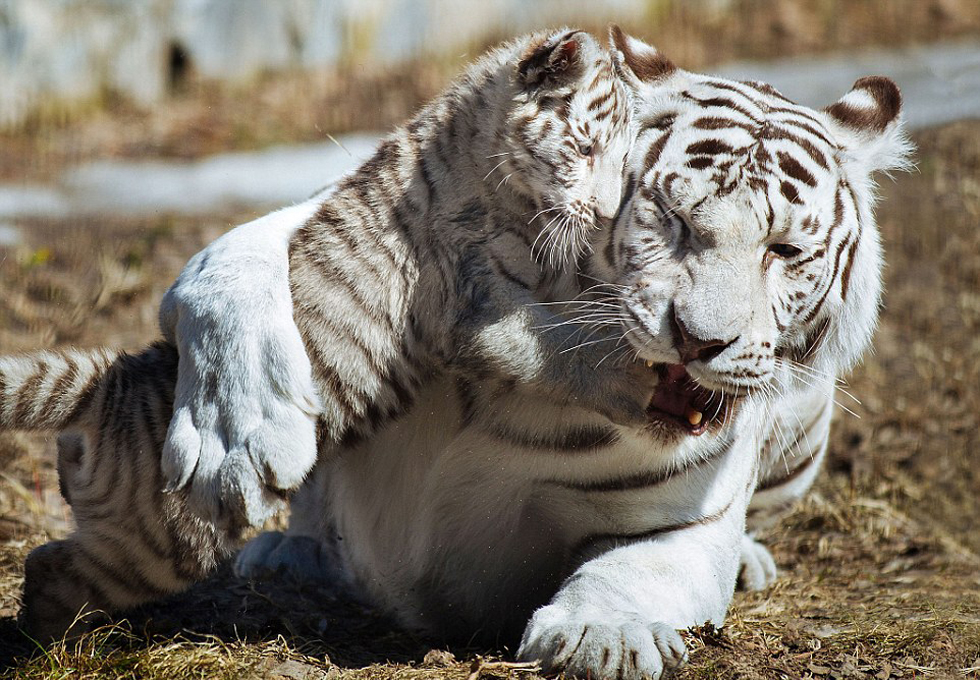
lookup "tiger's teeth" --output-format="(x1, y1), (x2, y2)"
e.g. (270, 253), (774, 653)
(645, 360), (654, 368)
(686, 407), (703, 426)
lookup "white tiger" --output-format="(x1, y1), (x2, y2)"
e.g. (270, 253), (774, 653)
(0, 29), (911, 679)
(167, 30), (911, 679)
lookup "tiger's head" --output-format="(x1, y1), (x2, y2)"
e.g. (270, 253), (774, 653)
(586, 30), (912, 435)
(503, 29), (634, 267)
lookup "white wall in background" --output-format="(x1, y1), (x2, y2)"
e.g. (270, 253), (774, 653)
(0, 0), (674, 127)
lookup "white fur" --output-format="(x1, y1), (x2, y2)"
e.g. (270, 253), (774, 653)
(159, 195), (324, 527)
(230, 371), (767, 679)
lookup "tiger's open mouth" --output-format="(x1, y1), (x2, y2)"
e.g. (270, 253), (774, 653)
(643, 363), (727, 436)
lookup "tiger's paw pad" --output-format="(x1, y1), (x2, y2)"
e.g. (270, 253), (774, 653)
(738, 535), (778, 591)
(518, 605), (687, 680)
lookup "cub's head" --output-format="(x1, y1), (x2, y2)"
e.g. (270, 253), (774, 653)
(587, 31), (911, 434)
(504, 29), (634, 266)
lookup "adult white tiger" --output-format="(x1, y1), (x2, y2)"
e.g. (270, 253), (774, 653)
(174, 30), (911, 678)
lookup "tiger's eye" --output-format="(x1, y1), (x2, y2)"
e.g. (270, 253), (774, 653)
(578, 141), (594, 157)
(767, 243), (803, 258)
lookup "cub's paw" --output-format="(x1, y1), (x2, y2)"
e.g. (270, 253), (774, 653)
(518, 605), (687, 680)
(235, 532), (351, 590)
(738, 535), (778, 591)
(163, 322), (321, 530)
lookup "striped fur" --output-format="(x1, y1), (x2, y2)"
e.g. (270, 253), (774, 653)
(158, 27), (644, 529)
(0, 349), (115, 431)
(0, 344), (233, 640)
(288, 27), (644, 443)
(6, 32), (910, 679)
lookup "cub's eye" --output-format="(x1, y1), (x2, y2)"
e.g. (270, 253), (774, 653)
(578, 141), (594, 157)
(767, 243), (803, 259)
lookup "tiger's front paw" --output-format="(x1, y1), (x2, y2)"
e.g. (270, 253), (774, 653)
(163, 343), (321, 529)
(161, 292), (322, 530)
(518, 605), (687, 680)
(235, 532), (339, 582)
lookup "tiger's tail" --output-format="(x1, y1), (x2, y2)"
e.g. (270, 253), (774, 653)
(0, 347), (122, 431)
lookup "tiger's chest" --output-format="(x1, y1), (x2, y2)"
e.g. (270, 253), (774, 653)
(309, 375), (759, 631)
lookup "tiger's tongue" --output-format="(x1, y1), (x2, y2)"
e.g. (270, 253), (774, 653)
(649, 364), (696, 418)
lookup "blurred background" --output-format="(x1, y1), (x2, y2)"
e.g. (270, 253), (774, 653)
(0, 1), (978, 677)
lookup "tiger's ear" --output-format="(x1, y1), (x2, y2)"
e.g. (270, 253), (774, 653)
(518, 30), (586, 89)
(824, 77), (914, 175)
(608, 25), (676, 89)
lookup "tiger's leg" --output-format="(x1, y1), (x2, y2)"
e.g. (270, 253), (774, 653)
(233, 461), (356, 594)
(21, 500), (233, 642)
(740, 390), (833, 591)
(234, 531), (352, 589)
(518, 443), (756, 680)
(452, 266), (659, 428)
(20, 357), (237, 642)
(18, 434), (117, 638)
(519, 487), (752, 679)
(159, 199), (322, 530)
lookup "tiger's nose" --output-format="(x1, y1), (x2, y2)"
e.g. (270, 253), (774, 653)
(670, 305), (737, 364)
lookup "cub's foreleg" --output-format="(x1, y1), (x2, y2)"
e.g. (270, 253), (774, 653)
(22, 490), (231, 642)
(159, 200), (322, 530)
(452, 260), (657, 427)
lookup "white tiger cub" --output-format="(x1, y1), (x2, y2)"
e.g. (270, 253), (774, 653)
(157, 27), (649, 531)
(228, 32), (911, 678)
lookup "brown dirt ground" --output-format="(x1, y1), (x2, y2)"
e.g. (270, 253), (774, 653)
(1, 3), (980, 677)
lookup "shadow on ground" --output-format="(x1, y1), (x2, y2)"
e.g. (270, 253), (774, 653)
(0, 564), (464, 675)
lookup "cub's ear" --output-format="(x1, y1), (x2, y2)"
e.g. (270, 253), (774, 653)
(518, 30), (585, 89)
(824, 76), (914, 174)
(608, 25), (676, 88)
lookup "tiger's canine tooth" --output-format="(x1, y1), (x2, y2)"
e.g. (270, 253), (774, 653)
(645, 360), (654, 368)
(686, 408), (703, 426)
